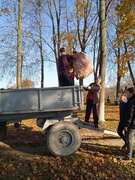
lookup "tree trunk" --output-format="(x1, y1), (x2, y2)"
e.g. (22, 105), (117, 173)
(98, 0), (107, 123)
(39, 6), (44, 88)
(116, 47), (121, 101)
(17, 0), (22, 89)
(127, 61), (135, 87)
(47, 0), (61, 86)
(124, 41), (135, 87)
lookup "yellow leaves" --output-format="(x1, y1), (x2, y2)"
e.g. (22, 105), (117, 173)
(2, 163), (16, 173)
(75, 0), (91, 17)
(84, 158), (90, 164)
(115, 52), (135, 77)
(106, 169), (111, 175)
(36, 1), (42, 8)
(27, 33), (31, 37)
(60, 32), (74, 45)
(115, 0), (135, 56)
(60, 31), (75, 53)
(6, 163), (16, 169)
(75, 1), (87, 10)
(116, 0), (135, 17)
(113, 158), (118, 163)
(0, 8), (10, 16)
(2, 163), (8, 169)
(93, 166), (98, 172)
(0, 112), (135, 179)
(27, 178), (31, 180)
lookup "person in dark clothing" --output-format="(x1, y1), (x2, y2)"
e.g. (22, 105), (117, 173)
(58, 47), (78, 86)
(120, 87), (135, 162)
(106, 95), (110, 103)
(84, 76), (101, 128)
(117, 93), (128, 150)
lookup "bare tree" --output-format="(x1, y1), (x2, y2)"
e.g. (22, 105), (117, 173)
(17, 0), (23, 89)
(75, 0), (99, 85)
(37, 1), (44, 88)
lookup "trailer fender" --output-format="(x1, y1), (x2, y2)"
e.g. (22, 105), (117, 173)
(42, 119), (60, 134)
(42, 117), (84, 134)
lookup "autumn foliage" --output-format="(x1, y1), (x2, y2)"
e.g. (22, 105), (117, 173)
(0, 105), (135, 180)
(115, 0), (135, 78)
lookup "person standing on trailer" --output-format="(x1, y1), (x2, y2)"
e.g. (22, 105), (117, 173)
(58, 47), (78, 86)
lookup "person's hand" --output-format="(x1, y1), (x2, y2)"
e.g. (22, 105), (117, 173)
(73, 50), (78, 55)
(124, 127), (128, 131)
(87, 86), (91, 90)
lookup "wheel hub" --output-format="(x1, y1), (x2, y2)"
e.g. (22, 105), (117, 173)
(57, 131), (73, 148)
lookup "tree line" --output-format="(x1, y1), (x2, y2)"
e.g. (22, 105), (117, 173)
(0, 0), (135, 97)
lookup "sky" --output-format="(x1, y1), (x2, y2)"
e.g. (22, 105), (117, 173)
(0, 0), (114, 89)
(30, 57), (94, 88)
(0, 53), (94, 89)
(0, 1), (93, 89)
(1, 1), (134, 90)
(41, 60), (94, 88)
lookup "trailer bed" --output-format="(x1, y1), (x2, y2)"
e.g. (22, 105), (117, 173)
(0, 86), (83, 122)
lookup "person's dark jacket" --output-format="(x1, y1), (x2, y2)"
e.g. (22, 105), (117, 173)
(84, 82), (101, 104)
(119, 101), (128, 124)
(125, 95), (135, 129)
(58, 54), (74, 73)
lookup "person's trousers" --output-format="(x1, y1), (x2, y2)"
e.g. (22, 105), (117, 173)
(59, 71), (74, 86)
(85, 99), (98, 126)
(85, 99), (93, 122)
(125, 129), (135, 159)
(117, 122), (127, 144)
(93, 103), (98, 126)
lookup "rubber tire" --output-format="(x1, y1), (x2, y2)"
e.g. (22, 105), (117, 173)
(47, 121), (81, 156)
(0, 126), (7, 140)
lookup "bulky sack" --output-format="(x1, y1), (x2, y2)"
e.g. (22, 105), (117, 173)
(73, 52), (93, 79)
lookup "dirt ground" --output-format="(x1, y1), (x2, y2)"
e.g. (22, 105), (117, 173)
(0, 125), (134, 158)
(0, 118), (135, 180)
(0, 104), (131, 156)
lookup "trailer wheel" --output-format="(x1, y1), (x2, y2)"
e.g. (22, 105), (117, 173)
(0, 126), (7, 140)
(47, 121), (81, 156)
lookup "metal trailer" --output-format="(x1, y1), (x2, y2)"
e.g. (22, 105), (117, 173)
(0, 86), (84, 156)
